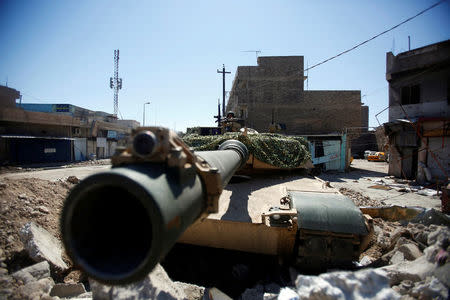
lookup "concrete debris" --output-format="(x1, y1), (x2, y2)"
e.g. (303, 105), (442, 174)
(66, 176), (80, 184)
(18, 193), (28, 200)
(382, 255), (435, 285)
(277, 287), (299, 300)
(12, 261), (51, 284)
(397, 243), (423, 261)
(410, 276), (448, 300)
(339, 187), (384, 206)
(64, 269), (87, 284)
(426, 225), (450, 245)
(37, 205), (50, 214)
(433, 263), (450, 287)
(90, 264), (188, 300)
(50, 282), (87, 298)
(15, 277), (55, 300)
(410, 209), (450, 226)
(173, 281), (205, 300)
(389, 251), (405, 265)
(417, 188), (438, 197)
(359, 255), (373, 266)
(295, 268), (400, 300)
(19, 222), (69, 272)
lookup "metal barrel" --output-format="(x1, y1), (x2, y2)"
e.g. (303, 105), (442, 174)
(60, 138), (248, 285)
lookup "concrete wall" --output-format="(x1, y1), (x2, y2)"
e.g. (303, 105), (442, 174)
(227, 56), (363, 135)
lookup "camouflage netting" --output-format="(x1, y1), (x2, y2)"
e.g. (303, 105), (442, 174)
(182, 133), (311, 169)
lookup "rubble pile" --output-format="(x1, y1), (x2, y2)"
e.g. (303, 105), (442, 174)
(0, 178), (74, 259)
(339, 187), (386, 206)
(0, 176), (448, 299)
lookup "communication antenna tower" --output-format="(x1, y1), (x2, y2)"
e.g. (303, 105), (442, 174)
(109, 49), (122, 117)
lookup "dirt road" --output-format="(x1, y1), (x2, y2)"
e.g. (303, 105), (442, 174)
(0, 164), (110, 181)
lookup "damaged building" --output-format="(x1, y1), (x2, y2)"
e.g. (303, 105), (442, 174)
(0, 85), (139, 164)
(384, 39), (450, 183)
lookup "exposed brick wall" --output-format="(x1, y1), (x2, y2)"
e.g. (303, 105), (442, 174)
(227, 56), (363, 135)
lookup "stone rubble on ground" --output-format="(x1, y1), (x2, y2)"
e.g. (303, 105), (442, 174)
(0, 173), (449, 300)
(89, 264), (193, 300)
(19, 222), (69, 272)
(294, 268), (400, 300)
(12, 261), (51, 284)
(15, 277), (55, 300)
(50, 282), (87, 298)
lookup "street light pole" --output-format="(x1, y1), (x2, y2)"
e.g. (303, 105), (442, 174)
(143, 101), (150, 126)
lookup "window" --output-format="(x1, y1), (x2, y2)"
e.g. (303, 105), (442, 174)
(401, 85), (420, 105)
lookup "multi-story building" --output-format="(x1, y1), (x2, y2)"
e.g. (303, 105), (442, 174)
(226, 56), (367, 135)
(384, 40), (450, 182)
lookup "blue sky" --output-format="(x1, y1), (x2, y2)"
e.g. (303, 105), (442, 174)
(1, 0), (449, 131)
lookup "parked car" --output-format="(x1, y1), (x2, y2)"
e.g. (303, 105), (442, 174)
(367, 152), (387, 162)
(364, 150), (376, 159)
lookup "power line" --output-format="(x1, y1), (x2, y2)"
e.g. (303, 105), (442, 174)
(305, 0), (447, 72)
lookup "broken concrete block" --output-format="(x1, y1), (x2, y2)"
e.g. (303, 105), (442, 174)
(12, 261), (51, 284)
(382, 256), (435, 285)
(424, 244), (441, 262)
(427, 226), (450, 246)
(410, 209), (450, 226)
(173, 281), (205, 300)
(295, 268), (400, 299)
(433, 263), (450, 288)
(277, 288), (299, 300)
(19, 222), (69, 272)
(397, 243), (423, 261)
(50, 282), (86, 298)
(90, 264), (186, 300)
(392, 280), (414, 295)
(410, 277), (448, 300)
(389, 251), (405, 265)
(16, 277), (55, 300)
(359, 255), (373, 266)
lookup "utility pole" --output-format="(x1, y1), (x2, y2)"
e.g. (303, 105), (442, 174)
(217, 64), (231, 116)
(110, 49), (122, 118)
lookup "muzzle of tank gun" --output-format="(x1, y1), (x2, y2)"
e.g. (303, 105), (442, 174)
(60, 127), (248, 285)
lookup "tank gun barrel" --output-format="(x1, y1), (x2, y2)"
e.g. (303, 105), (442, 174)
(60, 127), (248, 285)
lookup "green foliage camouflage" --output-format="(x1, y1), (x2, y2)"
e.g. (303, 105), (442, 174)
(183, 133), (311, 169)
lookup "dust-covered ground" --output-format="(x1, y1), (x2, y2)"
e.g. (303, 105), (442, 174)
(0, 178), (75, 261)
(319, 159), (442, 209)
(0, 163), (448, 299)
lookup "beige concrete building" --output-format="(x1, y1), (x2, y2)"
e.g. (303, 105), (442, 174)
(226, 56), (367, 135)
(0, 85), (139, 164)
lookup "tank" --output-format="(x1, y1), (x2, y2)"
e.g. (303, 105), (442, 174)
(180, 131), (373, 271)
(60, 127), (373, 285)
(60, 127), (249, 284)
